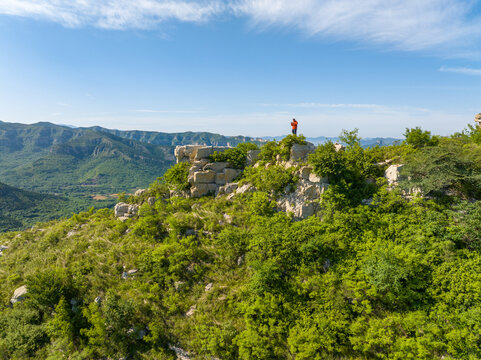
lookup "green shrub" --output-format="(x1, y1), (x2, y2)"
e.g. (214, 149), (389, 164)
(242, 165), (298, 195)
(210, 142), (258, 169)
(258, 135), (307, 163)
(402, 139), (481, 199)
(163, 162), (191, 191)
(404, 127), (440, 148)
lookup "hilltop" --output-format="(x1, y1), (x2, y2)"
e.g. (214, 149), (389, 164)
(2, 126), (481, 359)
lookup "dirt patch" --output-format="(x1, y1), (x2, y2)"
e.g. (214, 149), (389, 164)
(92, 195), (108, 200)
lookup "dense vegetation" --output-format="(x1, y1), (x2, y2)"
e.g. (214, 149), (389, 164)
(2, 126), (481, 359)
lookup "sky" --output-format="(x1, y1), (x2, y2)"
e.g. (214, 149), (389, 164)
(0, 0), (481, 138)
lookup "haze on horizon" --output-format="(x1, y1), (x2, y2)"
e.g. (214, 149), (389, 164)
(1, 0), (481, 138)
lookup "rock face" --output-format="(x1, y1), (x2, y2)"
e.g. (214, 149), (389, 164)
(114, 203), (139, 220)
(174, 145), (242, 198)
(290, 143), (316, 161)
(277, 176), (328, 219)
(11, 285), (28, 304)
(175, 145), (232, 164)
(246, 150), (262, 166)
(385, 164), (404, 185)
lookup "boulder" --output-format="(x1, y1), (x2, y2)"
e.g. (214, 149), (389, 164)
(122, 269), (138, 279)
(11, 285), (27, 304)
(128, 204), (139, 216)
(290, 143), (316, 161)
(385, 164), (404, 185)
(279, 199), (318, 219)
(224, 168), (241, 183)
(309, 173), (324, 183)
(193, 147), (214, 161)
(175, 145), (204, 163)
(191, 184), (210, 198)
(147, 197), (156, 206)
(204, 162), (229, 172)
(246, 150), (261, 166)
(207, 184), (218, 193)
(299, 166), (311, 180)
(236, 184), (255, 195)
(475, 113), (481, 126)
(298, 183), (321, 201)
(334, 143), (344, 152)
(185, 304), (197, 317)
(217, 183), (238, 196)
(215, 173), (227, 185)
(193, 170), (216, 183)
(169, 345), (191, 360)
(135, 189), (147, 197)
(115, 203), (130, 217)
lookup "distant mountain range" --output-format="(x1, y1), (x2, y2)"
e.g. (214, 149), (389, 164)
(262, 135), (402, 147)
(0, 121), (264, 231)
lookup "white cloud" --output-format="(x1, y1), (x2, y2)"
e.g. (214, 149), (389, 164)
(1, 0), (480, 52)
(234, 0), (481, 52)
(0, 0), (225, 28)
(439, 65), (481, 75)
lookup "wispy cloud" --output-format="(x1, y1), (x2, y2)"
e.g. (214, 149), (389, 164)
(0, 0), (225, 29)
(1, 0), (481, 53)
(234, 0), (481, 52)
(439, 65), (481, 75)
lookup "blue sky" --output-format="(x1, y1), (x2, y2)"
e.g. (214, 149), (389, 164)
(0, 1), (481, 138)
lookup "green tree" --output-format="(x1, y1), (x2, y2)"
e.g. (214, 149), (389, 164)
(404, 127), (440, 148)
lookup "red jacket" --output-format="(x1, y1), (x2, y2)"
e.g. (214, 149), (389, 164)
(291, 120), (298, 129)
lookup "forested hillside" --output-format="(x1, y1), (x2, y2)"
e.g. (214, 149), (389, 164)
(2, 125), (481, 359)
(0, 183), (70, 231)
(0, 121), (262, 231)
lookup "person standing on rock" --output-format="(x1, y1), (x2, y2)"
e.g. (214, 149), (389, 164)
(291, 118), (298, 135)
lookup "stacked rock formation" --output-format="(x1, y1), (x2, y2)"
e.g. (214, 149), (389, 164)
(175, 145), (253, 198)
(114, 203), (139, 221)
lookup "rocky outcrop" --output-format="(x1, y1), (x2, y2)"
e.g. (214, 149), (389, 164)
(11, 285), (27, 304)
(135, 188), (147, 197)
(246, 150), (261, 166)
(114, 203), (139, 221)
(175, 145), (232, 164)
(475, 113), (481, 127)
(277, 167), (328, 219)
(385, 164), (404, 186)
(290, 143), (316, 161)
(174, 145), (242, 198)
